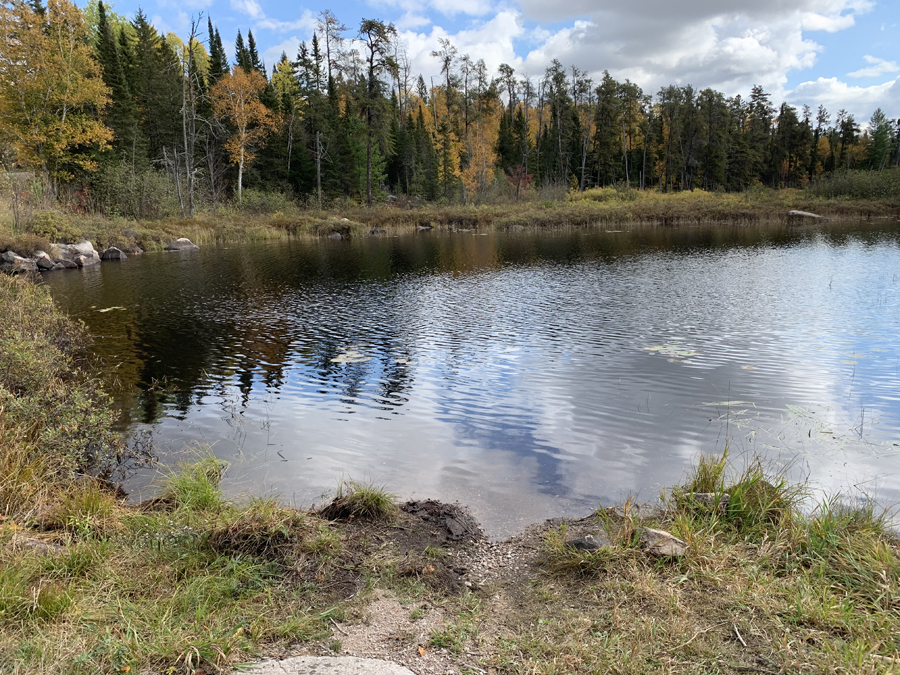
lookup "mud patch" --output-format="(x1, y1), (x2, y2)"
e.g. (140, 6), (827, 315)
(399, 500), (483, 547)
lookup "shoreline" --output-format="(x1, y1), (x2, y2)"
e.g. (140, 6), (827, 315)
(1, 190), (898, 262)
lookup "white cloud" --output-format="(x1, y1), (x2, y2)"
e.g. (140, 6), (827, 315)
(229, 0), (315, 33)
(788, 75), (900, 119)
(262, 37), (301, 69)
(847, 54), (900, 78)
(399, 10), (525, 83)
(368, 0), (493, 18)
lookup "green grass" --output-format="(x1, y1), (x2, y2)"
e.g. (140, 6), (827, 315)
(319, 480), (398, 521)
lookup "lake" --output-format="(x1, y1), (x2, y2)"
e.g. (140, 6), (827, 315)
(44, 222), (900, 537)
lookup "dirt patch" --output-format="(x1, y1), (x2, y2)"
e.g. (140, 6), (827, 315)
(398, 500), (483, 548)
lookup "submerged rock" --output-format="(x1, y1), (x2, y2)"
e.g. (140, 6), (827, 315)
(101, 246), (128, 261)
(165, 237), (199, 251)
(638, 527), (687, 558)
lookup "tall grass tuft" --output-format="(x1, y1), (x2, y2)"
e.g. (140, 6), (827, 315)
(319, 480), (397, 521)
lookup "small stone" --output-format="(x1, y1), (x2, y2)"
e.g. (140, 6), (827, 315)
(565, 534), (612, 551)
(165, 237), (199, 251)
(638, 527), (687, 558)
(101, 246), (127, 261)
(690, 492), (730, 512)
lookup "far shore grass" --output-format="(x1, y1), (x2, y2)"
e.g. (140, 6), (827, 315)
(1, 273), (899, 674)
(1, 183), (898, 257)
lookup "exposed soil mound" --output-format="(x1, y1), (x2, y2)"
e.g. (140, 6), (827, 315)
(400, 500), (483, 545)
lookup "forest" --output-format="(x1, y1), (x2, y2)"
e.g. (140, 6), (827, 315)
(1, 0), (899, 220)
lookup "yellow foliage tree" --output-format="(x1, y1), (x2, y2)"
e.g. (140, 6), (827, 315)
(210, 67), (275, 204)
(0, 0), (111, 193)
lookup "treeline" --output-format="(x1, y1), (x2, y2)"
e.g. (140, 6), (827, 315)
(1, 0), (899, 218)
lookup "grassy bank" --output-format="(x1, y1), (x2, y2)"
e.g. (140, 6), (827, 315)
(1, 182), (899, 257)
(1, 275), (899, 674)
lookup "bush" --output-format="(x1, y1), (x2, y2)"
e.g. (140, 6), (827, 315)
(238, 188), (299, 214)
(90, 163), (181, 220)
(807, 168), (900, 201)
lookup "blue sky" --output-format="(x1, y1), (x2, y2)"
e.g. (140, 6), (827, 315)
(91, 0), (899, 121)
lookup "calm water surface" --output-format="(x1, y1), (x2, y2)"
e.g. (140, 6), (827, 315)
(45, 223), (900, 537)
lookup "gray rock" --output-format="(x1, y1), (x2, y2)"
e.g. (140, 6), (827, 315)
(36, 256), (56, 270)
(328, 232), (343, 240)
(690, 492), (730, 512)
(235, 656), (415, 675)
(164, 237), (199, 251)
(566, 534), (612, 551)
(49, 263), (66, 271)
(101, 246), (127, 261)
(417, 224), (433, 231)
(73, 251), (100, 267)
(49, 240), (100, 266)
(0, 251), (37, 273)
(55, 259), (78, 269)
(72, 239), (96, 255)
(638, 527), (687, 558)
(509, 224), (526, 232)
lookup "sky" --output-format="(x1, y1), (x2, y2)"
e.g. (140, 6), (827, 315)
(91, 0), (900, 122)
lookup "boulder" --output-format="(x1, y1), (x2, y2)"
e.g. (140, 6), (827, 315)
(36, 256), (56, 270)
(566, 534), (612, 551)
(55, 259), (78, 269)
(0, 251), (37, 274)
(101, 246), (127, 261)
(638, 527), (687, 558)
(49, 240), (100, 267)
(327, 232), (343, 240)
(417, 224), (434, 231)
(49, 263), (66, 271)
(164, 237), (199, 251)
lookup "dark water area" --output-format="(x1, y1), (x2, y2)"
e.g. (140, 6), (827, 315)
(44, 222), (900, 537)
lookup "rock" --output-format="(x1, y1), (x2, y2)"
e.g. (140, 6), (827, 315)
(72, 239), (95, 256)
(509, 224), (526, 232)
(327, 232), (343, 240)
(236, 656), (415, 675)
(101, 246), (127, 261)
(340, 217), (349, 222)
(638, 527), (687, 558)
(566, 534), (612, 551)
(36, 256), (56, 270)
(73, 252), (100, 267)
(49, 241), (100, 267)
(55, 259), (78, 269)
(417, 224), (433, 231)
(369, 227), (387, 235)
(49, 263), (66, 271)
(0, 251), (37, 274)
(164, 237), (199, 251)
(689, 492), (730, 512)
(788, 210), (829, 222)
